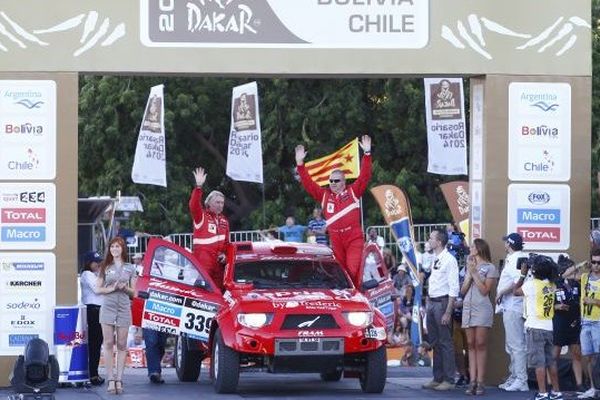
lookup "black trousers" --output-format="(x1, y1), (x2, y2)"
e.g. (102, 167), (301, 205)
(86, 304), (103, 378)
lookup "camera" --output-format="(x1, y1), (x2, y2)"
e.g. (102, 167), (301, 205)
(447, 231), (470, 262)
(521, 253), (558, 280)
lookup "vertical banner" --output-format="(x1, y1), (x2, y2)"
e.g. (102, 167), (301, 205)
(131, 84), (167, 187)
(440, 181), (470, 238)
(226, 82), (263, 183)
(371, 185), (422, 347)
(424, 78), (467, 175)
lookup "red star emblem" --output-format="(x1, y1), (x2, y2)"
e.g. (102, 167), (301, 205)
(344, 154), (353, 163)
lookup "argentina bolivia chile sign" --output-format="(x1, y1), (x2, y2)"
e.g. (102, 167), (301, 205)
(141, 0), (428, 48)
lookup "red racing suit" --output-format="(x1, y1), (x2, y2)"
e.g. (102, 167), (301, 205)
(297, 154), (372, 288)
(189, 187), (230, 289)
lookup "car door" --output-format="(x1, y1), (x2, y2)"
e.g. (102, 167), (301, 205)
(132, 238), (225, 343)
(360, 243), (395, 331)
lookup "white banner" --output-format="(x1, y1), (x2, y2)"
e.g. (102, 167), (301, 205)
(226, 82), (263, 183)
(131, 84), (167, 187)
(424, 78), (467, 175)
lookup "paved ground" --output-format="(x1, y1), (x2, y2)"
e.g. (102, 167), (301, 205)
(0, 366), (583, 400)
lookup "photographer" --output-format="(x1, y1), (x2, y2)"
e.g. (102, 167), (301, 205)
(552, 255), (585, 395)
(513, 254), (561, 400)
(561, 249), (600, 399)
(495, 233), (528, 391)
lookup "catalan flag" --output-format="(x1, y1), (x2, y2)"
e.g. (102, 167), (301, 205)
(305, 138), (360, 186)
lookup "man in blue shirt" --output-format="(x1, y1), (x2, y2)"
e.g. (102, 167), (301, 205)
(278, 216), (307, 242)
(307, 207), (328, 245)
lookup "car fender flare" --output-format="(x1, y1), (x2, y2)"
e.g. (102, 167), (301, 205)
(213, 312), (237, 349)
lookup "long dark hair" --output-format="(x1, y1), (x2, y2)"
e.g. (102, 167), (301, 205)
(99, 237), (127, 280)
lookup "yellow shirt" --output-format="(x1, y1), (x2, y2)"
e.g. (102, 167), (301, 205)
(581, 273), (600, 321)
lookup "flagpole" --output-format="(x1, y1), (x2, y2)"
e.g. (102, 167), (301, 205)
(262, 183), (266, 228)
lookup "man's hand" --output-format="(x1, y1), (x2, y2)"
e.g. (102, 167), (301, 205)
(441, 311), (451, 325)
(217, 253), (226, 264)
(295, 145), (307, 166)
(359, 135), (372, 153)
(193, 167), (207, 187)
(555, 303), (569, 311)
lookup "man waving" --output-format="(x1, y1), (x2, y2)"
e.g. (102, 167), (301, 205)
(295, 135), (372, 287)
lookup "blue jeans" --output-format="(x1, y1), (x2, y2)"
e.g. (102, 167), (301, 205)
(143, 329), (168, 375)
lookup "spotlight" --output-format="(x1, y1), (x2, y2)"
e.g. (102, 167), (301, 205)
(9, 338), (59, 400)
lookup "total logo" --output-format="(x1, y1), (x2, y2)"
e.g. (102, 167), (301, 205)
(523, 150), (555, 173)
(528, 191), (551, 205)
(7, 148), (40, 171)
(521, 124), (558, 138)
(517, 227), (560, 243)
(1, 208), (46, 223)
(4, 123), (44, 136)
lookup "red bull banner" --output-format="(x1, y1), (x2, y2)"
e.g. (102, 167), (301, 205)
(371, 185), (422, 347)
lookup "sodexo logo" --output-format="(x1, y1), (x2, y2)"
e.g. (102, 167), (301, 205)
(528, 191), (551, 205)
(5, 298), (42, 310)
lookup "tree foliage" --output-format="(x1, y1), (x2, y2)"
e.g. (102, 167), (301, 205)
(79, 6), (600, 235)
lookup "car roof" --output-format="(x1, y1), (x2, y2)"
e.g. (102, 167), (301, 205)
(233, 241), (335, 262)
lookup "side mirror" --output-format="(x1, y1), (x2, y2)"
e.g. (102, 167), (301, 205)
(194, 279), (208, 289)
(361, 279), (379, 291)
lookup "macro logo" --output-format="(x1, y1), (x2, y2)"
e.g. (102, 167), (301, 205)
(14, 98), (44, 109)
(1, 226), (46, 242)
(517, 208), (560, 225)
(528, 191), (551, 205)
(523, 150), (555, 173)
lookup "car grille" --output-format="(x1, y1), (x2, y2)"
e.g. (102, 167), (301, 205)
(280, 314), (339, 330)
(274, 338), (344, 355)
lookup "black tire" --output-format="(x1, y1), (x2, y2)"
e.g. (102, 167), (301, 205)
(175, 336), (202, 382)
(359, 345), (387, 393)
(211, 329), (240, 394)
(320, 370), (343, 382)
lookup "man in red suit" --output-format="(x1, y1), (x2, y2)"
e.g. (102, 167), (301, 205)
(295, 135), (372, 288)
(189, 166), (230, 289)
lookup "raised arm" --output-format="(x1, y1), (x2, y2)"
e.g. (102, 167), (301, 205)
(189, 167), (207, 224)
(295, 144), (325, 202)
(350, 135), (372, 197)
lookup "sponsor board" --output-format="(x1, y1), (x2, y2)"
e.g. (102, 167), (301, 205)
(145, 299), (182, 318)
(0, 183), (55, 250)
(141, 0), (429, 49)
(0, 253), (55, 355)
(508, 82), (571, 182)
(8, 333), (38, 347)
(507, 184), (570, 250)
(0, 81), (56, 180)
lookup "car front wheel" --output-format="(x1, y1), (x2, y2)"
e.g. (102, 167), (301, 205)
(175, 336), (202, 382)
(320, 370), (343, 382)
(359, 345), (387, 393)
(211, 329), (240, 393)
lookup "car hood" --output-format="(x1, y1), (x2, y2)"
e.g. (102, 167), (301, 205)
(225, 288), (371, 312)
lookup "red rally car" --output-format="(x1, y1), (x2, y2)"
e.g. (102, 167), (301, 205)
(132, 238), (389, 394)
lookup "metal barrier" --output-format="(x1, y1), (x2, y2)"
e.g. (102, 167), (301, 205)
(126, 234), (162, 262)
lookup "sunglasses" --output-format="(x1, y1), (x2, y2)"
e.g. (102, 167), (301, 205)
(329, 179), (342, 183)
(591, 260), (600, 265)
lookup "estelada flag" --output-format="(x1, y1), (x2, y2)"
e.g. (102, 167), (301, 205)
(305, 138), (360, 186)
(371, 184), (422, 347)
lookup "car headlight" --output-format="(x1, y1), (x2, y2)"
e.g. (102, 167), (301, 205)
(344, 311), (374, 327)
(237, 313), (272, 329)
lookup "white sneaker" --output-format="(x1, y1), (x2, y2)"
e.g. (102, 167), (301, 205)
(499, 377), (515, 390)
(505, 379), (529, 392)
(577, 388), (596, 399)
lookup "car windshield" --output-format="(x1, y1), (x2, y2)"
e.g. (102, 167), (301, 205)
(234, 260), (351, 289)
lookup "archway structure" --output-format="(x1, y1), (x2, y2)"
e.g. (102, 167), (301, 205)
(0, 0), (591, 386)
